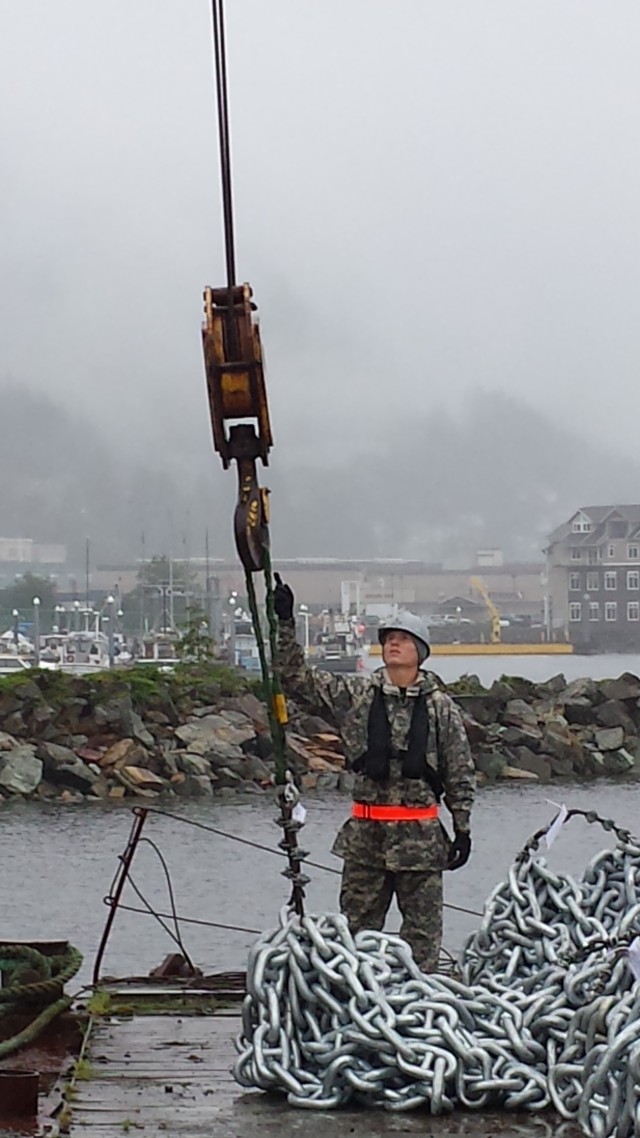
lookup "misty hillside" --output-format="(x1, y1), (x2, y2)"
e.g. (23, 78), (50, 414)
(1, 386), (638, 568)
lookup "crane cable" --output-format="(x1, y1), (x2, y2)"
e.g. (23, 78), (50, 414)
(207, 0), (307, 917)
(210, 0), (236, 291)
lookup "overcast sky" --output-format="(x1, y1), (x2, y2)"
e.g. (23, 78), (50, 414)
(2, 1), (640, 473)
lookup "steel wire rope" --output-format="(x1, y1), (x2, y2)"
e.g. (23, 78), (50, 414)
(210, 0), (236, 291)
(104, 834), (197, 971)
(141, 807), (483, 918)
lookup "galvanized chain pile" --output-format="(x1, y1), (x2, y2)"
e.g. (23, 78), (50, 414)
(234, 811), (640, 1136)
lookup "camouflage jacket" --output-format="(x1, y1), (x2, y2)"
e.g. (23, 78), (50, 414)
(275, 621), (475, 872)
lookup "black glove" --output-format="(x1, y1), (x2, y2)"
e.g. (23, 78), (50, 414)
(273, 572), (294, 622)
(448, 830), (471, 871)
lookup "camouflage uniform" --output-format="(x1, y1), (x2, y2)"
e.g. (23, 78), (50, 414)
(275, 620), (475, 971)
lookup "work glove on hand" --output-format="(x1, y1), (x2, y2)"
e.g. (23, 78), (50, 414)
(273, 573), (295, 622)
(448, 830), (471, 871)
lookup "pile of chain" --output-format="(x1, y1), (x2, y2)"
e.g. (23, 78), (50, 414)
(233, 811), (640, 1136)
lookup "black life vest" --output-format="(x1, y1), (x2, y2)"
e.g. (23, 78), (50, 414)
(352, 686), (444, 800)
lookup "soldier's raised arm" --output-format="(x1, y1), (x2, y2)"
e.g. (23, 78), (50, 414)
(272, 575), (362, 730)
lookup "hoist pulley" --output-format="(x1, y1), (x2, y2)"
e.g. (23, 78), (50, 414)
(202, 282), (272, 572)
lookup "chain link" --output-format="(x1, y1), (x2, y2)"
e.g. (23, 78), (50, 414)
(234, 812), (640, 1134)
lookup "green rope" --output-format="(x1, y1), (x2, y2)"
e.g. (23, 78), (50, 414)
(0, 943), (83, 1058)
(244, 550), (288, 786)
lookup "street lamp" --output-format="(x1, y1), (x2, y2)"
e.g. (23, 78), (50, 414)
(228, 592), (238, 664)
(12, 609), (19, 649)
(106, 595), (115, 668)
(32, 597), (41, 667)
(299, 604), (310, 656)
(73, 599), (80, 631)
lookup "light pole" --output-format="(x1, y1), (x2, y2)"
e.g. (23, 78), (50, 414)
(73, 599), (80, 631)
(228, 592), (238, 664)
(106, 595), (115, 668)
(12, 609), (19, 649)
(299, 604), (310, 656)
(33, 597), (41, 667)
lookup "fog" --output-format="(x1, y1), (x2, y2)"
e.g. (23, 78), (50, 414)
(2, 2), (640, 564)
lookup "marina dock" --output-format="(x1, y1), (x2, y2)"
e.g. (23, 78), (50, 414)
(63, 982), (582, 1137)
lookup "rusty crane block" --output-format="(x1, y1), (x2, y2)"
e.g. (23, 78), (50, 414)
(202, 283), (272, 572)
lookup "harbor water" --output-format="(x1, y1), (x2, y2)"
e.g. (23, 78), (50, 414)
(3, 651), (639, 985)
(365, 648), (640, 686)
(4, 779), (640, 986)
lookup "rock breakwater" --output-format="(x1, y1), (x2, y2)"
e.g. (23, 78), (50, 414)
(0, 665), (638, 803)
(451, 670), (640, 783)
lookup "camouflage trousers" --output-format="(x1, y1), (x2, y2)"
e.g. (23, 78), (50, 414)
(339, 859), (443, 972)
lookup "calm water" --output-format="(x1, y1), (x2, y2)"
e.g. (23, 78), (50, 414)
(366, 650), (640, 686)
(3, 781), (640, 987)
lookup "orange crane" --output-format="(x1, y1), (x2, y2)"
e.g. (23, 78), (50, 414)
(469, 576), (502, 644)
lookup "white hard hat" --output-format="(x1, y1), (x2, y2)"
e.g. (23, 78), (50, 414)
(377, 611), (430, 659)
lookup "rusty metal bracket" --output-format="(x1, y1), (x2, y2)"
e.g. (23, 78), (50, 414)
(93, 807), (148, 987)
(202, 283), (273, 572)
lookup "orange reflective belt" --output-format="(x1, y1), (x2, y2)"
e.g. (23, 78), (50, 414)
(352, 803), (439, 822)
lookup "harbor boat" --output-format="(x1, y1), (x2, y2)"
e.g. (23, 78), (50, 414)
(309, 613), (365, 674)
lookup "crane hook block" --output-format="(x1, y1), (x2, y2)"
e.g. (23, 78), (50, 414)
(202, 283), (273, 470)
(202, 283), (273, 573)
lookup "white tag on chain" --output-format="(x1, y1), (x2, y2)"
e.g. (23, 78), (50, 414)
(627, 938), (640, 982)
(544, 803), (568, 849)
(292, 802), (307, 825)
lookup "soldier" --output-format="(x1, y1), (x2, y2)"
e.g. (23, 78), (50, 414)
(273, 574), (475, 972)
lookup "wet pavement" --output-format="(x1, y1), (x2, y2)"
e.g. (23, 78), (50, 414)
(68, 1009), (582, 1138)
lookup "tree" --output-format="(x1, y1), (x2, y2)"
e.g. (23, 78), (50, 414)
(1, 573), (56, 612)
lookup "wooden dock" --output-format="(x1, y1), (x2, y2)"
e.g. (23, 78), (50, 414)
(62, 989), (582, 1138)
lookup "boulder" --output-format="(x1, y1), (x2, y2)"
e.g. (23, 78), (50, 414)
(461, 714), (488, 746)
(99, 738), (150, 769)
(543, 674), (569, 695)
(126, 710), (154, 748)
(36, 742), (99, 793)
(176, 753), (211, 777)
(513, 747), (551, 782)
(594, 727), (625, 752)
(212, 766), (246, 789)
(546, 754), (575, 778)
(174, 715), (254, 750)
(594, 700), (637, 736)
(582, 748), (606, 775)
(12, 681), (42, 704)
(562, 698), (595, 726)
(239, 754), (272, 783)
(172, 773), (214, 798)
(0, 746), (42, 795)
(600, 674), (640, 703)
(541, 722), (581, 764)
(202, 739), (245, 763)
(121, 766), (166, 791)
(2, 712), (27, 736)
(30, 704), (56, 728)
(562, 677), (599, 703)
(224, 693), (270, 732)
(0, 732), (17, 752)
(602, 748), (636, 775)
(473, 750), (507, 780)
(501, 765), (539, 781)
(499, 725), (543, 750)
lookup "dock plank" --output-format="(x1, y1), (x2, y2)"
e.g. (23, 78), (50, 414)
(69, 1013), (582, 1137)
